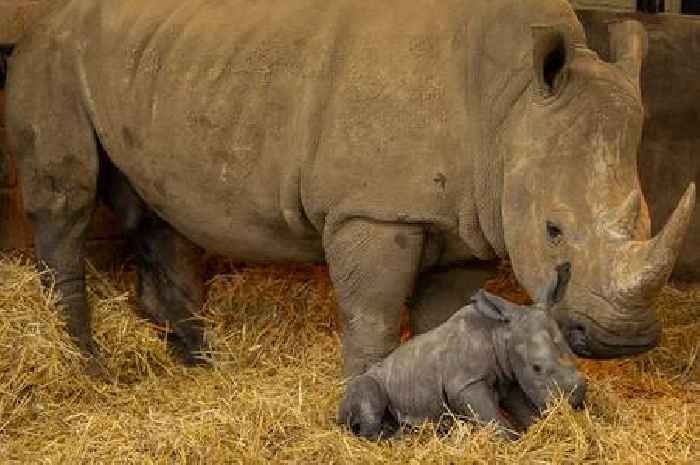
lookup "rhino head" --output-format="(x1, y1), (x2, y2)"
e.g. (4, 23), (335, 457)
(474, 263), (587, 411)
(500, 21), (695, 358)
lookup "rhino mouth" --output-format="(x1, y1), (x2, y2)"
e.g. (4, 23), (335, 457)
(564, 312), (661, 359)
(554, 283), (662, 359)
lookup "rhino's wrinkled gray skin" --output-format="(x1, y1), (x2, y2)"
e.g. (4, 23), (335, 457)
(338, 264), (586, 440)
(5, 0), (696, 376)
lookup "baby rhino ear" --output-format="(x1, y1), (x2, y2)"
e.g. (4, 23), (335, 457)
(472, 290), (513, 323)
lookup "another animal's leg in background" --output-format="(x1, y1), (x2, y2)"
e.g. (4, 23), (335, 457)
(499, 385), (539, 430)
(410, 266), (495, 335)
(6, 48), (100, 372)
(98, 159), (206, 366)
(337, 374), (397, 440)
(448, 381), (518, 439)
(324, 220), (424, 377)
(133, 216), (206, 366)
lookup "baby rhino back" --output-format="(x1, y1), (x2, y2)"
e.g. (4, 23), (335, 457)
(373, 309), (496, 426)
(337, 296), (510, 440)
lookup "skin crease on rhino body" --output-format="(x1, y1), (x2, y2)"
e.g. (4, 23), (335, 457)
(4, 0), (696, 377)
(339, 263), (587, 441)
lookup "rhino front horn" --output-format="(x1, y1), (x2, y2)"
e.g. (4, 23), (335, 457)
(618, 183), (696, 301)
(643, 182), (696, 289)
(608, 20), (648, 89)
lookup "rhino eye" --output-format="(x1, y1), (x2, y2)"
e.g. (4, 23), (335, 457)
(532, 363), (543, 374)
(546, 221), (563, 244)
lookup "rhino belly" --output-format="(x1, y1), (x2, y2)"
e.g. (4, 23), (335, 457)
(107, 141), (323, 263)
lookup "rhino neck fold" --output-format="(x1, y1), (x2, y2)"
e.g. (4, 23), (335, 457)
(458, 0), (586, 260)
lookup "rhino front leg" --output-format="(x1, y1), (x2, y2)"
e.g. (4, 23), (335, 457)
(410, 265), (495, 335)
(500, 385), (540, 430)
(132, 216), (207, 365)
(448, 381), (518, 440)
(324, 219), (424, 377)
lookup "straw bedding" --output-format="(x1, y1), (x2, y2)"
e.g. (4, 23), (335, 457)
(0, 253), (697, 464)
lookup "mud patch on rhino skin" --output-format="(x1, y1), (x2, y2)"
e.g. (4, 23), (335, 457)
(122, 127), (143, 150)
(212, 150), (255, 184)
(186, 112), (218, 131)
(433, 172), (446, 190)
(394, 233), (408, 249)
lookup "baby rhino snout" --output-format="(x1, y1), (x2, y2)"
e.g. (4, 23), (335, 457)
(554, 355), (587, 409)
(569, 377), (588, 408)
(564, 373), (587, 409)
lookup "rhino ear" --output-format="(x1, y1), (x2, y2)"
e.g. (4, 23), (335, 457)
(531, 24), (571, 98)
(472, 290), (513, 323)
(537, 262), (572, 308)
(608, 20), (647, 89)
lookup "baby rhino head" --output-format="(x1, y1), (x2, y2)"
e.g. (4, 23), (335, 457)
(510, 309), (587, 411)
(474, 263), (587, 411)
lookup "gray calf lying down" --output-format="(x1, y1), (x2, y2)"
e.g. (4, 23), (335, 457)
(338, 263), (586, 440)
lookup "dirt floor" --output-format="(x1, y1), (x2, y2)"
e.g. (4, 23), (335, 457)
(0, 253), (697, 464)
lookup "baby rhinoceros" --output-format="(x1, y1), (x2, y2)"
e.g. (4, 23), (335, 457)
(338, 263), (586, 440)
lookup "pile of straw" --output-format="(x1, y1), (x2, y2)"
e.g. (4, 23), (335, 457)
(0, 253), (697, 464)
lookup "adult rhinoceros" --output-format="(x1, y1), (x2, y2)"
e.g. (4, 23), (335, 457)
(5, 0), (695, 376)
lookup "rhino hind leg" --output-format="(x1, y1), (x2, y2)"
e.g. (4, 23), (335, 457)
(131, 215), (207, 366)
(338, 375), (397, 440)
(98, 158), (207, 366)
(410, 265), (496, 335)
(6, 58), (101, 371)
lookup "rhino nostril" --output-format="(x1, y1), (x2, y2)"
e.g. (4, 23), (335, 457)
(568, 325), (590, 356)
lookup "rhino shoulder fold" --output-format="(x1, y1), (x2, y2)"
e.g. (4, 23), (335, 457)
(281, 168), (317, 237)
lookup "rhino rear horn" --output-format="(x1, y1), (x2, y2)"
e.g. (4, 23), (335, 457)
(608, 20), (648, 89)
(531, 24), (571, 97)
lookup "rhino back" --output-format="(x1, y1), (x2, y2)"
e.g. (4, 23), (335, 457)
(16, 0), (583, 261)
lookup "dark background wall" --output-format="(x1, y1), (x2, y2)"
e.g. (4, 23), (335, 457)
(0, 0), (41, 253)
(682, 1), (700, 14)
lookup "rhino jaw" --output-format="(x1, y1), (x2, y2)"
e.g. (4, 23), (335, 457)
(553, 287), (663, 359)
(562, 315), (662, 359)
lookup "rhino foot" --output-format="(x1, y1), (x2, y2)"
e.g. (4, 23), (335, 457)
(166, 331), (211, 367)
(338, 374), (398, 440)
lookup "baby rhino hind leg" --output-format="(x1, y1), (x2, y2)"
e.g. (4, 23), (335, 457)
(338, 375), (397, 440)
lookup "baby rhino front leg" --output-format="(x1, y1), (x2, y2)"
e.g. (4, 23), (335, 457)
(338, 375), (397, 440)
(449, 381), (518, 440)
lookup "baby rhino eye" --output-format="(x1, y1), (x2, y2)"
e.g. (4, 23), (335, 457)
(532, 364), (543, 374)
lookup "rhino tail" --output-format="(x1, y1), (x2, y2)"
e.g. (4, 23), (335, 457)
(0, 44), (15, 89)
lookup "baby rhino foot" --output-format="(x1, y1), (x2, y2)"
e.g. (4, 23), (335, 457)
(338, 374), (397, 440)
